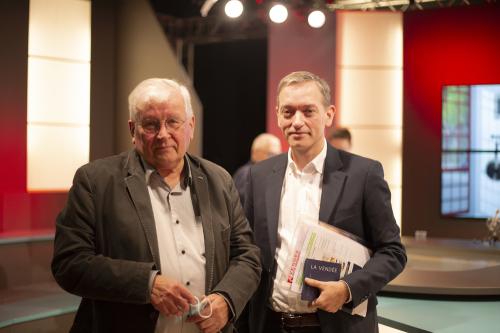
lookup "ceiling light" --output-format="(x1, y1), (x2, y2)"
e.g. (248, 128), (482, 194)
(269, 4), (288, 24)
(225, 0), (244, 18)
(307, 10), (326, 28)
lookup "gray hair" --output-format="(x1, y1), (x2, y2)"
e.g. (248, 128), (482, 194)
(128, 78), (193, 120)
(276, 71), (331, 107)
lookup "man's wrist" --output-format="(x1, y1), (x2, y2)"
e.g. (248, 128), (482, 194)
(213, 292), (235, 322)
(340, 280), (352, 303)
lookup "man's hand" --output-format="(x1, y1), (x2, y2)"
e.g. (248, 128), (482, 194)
(304, 278), (349, 313)
(186, 293), (229, 333)
(150, 275), (196, 317)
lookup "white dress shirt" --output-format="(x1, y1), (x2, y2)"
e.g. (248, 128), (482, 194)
(145, 163), (206, 333)
(271, 140), (327, 313)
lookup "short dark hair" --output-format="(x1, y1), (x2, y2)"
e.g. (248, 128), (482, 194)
(329, 127), (351, 142)
(277, 71), (331, 107)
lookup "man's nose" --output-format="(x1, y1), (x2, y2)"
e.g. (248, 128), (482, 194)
(156, 122), (172, 138)
(292, 112), (304, 127)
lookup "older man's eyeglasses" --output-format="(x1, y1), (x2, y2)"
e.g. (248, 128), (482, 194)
(138, 118), (185, 135)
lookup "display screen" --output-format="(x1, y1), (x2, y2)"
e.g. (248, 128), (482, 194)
(441, 84), (500, 219)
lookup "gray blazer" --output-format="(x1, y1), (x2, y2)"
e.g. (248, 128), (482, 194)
(52, 150), (261, 333)
(244, 144), (406, 333)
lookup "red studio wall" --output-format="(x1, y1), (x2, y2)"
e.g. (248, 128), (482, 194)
(266, 11), (336, 150)
(402, 3), (500, 238)
(0, 1), (67, 235)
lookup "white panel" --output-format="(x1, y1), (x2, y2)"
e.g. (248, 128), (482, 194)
(338, 68), (402, 127)
(28, 0), (91, 61)
(27, 125), (89, 191)
(27, 57), (90, 125)
(337, 11), (402, 67)
(348, 128), (402, 188)
(337, 10), (403, 230)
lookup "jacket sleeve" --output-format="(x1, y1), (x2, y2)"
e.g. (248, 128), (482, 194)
(342, 161), (407, 307)
(51, 166), (154, 304)
(211, 174), (262, 320)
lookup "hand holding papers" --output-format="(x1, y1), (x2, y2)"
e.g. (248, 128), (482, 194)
(286, 221), (372, 317)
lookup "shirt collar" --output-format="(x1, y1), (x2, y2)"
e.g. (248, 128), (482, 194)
(287, 138), (328, 175)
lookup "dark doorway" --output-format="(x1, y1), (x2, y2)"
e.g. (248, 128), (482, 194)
(194, 39), (267, 174)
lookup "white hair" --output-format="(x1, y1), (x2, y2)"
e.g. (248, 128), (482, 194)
(128, 78), (193, 120)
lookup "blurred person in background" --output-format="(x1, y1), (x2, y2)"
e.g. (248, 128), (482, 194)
(328, 127), (352, 152)
(233, 133), (282, 205)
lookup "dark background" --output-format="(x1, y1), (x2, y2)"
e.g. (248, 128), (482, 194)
(152, 0), (269, 174)
(194, 39), (268, 174)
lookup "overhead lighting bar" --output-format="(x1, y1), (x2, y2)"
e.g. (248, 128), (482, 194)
(327, 0), (440, 11)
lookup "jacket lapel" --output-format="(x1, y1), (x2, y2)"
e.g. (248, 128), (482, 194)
(266, 155), (287, 252)
(123, 150), (161, 271)
(319, 145), (346, 224)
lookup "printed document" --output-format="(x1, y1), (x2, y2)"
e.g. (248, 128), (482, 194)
(284, 220), (372, 317)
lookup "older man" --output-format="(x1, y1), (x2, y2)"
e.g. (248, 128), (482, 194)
(243, 71), (406, 333)
(52, 78), (261, 333)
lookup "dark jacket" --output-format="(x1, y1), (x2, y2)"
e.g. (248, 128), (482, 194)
(244, 144), (406, 333)
(52, 150), (261, 332)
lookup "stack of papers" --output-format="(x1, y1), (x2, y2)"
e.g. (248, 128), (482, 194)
(285, 221), (372, 317)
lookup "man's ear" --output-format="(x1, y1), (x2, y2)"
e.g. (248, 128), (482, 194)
(275, 106), (281, 126)
(188, 115), (196, 140)
(325, 105), (336, 127)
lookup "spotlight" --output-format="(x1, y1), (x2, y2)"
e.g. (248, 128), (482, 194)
(225, 0), (243, 18)
(269, 4), (288, 24)
(307, 10), (326, 28)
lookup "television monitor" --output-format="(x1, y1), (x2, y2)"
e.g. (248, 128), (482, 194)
(441, 84), (500, 219)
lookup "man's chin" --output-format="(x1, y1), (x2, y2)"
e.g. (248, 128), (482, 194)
(154, 161), (182, 172)
(288, 139), (306, 149)
(151, 152), (180, 165)
(154, 146), (175, 153)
